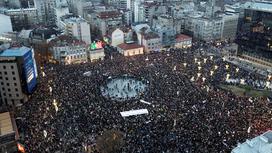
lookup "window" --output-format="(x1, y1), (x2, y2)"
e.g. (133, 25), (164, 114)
(16, 94), (19, 97)
(7, 83), (9, 86)
(3, 66), (6, 69)
(7, 88), (10, 92)
(4, 72), (7, 75)
(5, 77), (8, 81)
(15, 88), (18, 92)
(11, 65), (14, 69)
(9, 94), (11, 97)
(14, 83), (17, 86)
(12, 71), (15, 75)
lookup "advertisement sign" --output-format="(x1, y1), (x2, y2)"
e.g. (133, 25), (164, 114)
(22, 51), (37, 93)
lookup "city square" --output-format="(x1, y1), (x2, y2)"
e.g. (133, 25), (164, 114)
(14, 50), (272, 153)
(0, 0), (272, 153)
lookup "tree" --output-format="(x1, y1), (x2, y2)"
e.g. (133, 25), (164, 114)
(96, 129), (124, 153)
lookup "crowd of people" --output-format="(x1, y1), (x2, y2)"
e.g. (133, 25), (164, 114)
(15, 48), (272, 153)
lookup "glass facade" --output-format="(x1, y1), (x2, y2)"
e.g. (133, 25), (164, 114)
(237, 8), (272, 63)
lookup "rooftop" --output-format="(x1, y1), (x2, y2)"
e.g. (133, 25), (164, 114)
(97, 11), (121, 19)
(0, 46), (30, 57)
(143, 32), (160, 40)
(231, 130), (272, 153)
(117, 43), (144, 50)
(61, 15), (86, 23)
(244, 1), (272, 13)
(49, 35), (86, 47)
(176, 34), (192, 41)
(0, 112), (14, 136)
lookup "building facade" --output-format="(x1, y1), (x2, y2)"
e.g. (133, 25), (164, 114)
(141, 32), (161, 53)
(175, 34), (192, 48)
(60, 15), (92, 44)
(117, 43), (144, 56)
(34, 0), (57, 26)
(0, 46), (38, 106)
(0, 14), (13, 35)
(92, 10), (123, 36)
(49, 35), (87, 65)
(236, 1), (272, 66)
(88, 48), (105, 62)
(5, 8), (38, 31)
(222, 13), (239, 41)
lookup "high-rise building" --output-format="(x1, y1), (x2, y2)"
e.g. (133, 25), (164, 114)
(222, 13), (239, 41)
(0, 46), (38, 106)
(34, 0), (56, 26)
(0, 14), (13, 35)
(60, 15), (92, 44)
(5, 8), (38, 31)
(236, 1), (272, 66)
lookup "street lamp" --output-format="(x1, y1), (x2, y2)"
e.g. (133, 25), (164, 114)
(226, 74), (230, 80)
(210, 70), (214, 76)
(240, 79), (245, 85)
(53, 99), (58, 112)
(225, 64), (229, 70)
(210, 56), (213, 60)
(202, 77), (206, 82)
(197, 73), (201, 78)
(183, 63), (187, 67)
(49, 86), (52, 93)
(194, 58), (198, 63)
(203, 58), (207, 63)
(236, 68), (239, 73)
(198, 66), (202, 71)
(214, 65), (218, 70)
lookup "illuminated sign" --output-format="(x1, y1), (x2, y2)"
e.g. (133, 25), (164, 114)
(23, 50), (37, 93)
(89, 41), (103, 50)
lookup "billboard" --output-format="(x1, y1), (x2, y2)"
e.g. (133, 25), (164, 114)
(22, 50), (37, 93)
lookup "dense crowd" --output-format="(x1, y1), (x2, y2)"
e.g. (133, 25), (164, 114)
(15, 49), (272, 153)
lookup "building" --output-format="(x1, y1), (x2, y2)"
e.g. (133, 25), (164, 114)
(135, 1), (168, 24)
(60, 15), (92, 44)
(49, 35), (87, 65)
(236, 1), (272, 66)
(30, 27), (60, 64)
(141, 32), (161, 53)
(0, 14), (12, 35)
(91, 10), (123, 36)
(117, 42), (144, 56)
(131, 23), (151, 45)
(88, 48), (105, 62)
(34, 0), (57, 26)
(185, 15), (223, 42)
(222, 13), (239, 41)
(175, 34), (192, 48)
(0, 112), (21, 153)
(54, 5), (70, 28)
(153, 15), (180, 46)
(231, 130), (272, 153)
(0, 46), (38, 106)
(5, 8), (38, 31)
(107, 28), (125, 47)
